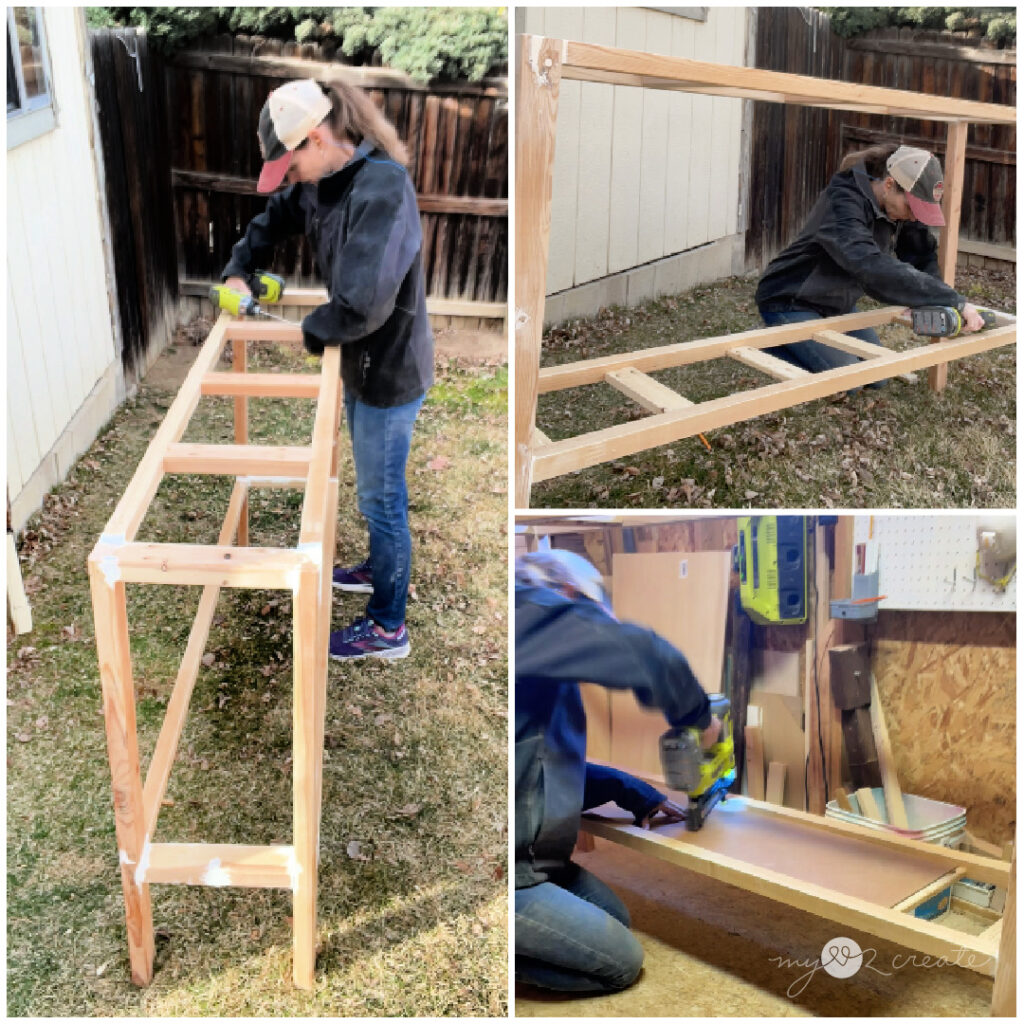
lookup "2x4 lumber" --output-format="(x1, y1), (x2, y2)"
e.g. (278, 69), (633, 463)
(558, 40), (1016, 125)
(605, 367), (693, 412)
(514, 34), (563, 507)
(88, 563), (155, 986)
(857, 786), (885, 823)
(728, 346), (811, 381)
(812, 329), (889, 361)
(538, 307), (902, 393)
(990, 851), (1015, 1014)
(891, 868), (965, 913)
(93, 541), (311, 590)
(202, 371), (321, 399)
(739, 797), (1010, 889)
(870, 676), (910, 829)
(932, 120), (970, 393)
(580, 814), (999, 977)
(835, 788), (853, 812)
(765, 762), (786, 805)
(233, 327), (250, 547)
(298, 346), (342, 548)
(744, 725), (765, 801)
(142, 481), (248, 837)
(144, 843), (296, 889)
(532, 427), (551, 447)
(531, 324), (1016, 482)
(101, 312), (232, 542)
(224, 320), (304, 343)
(163, 443), (312, 477)
(292, 564), (321, 989)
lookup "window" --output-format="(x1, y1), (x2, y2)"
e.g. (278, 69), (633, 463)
(7, 7), (55, 149)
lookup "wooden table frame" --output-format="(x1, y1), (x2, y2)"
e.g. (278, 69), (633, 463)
(88, 309), (341, 989)
(582, 796), (1014, 991)
(514, 35), (1018, 506)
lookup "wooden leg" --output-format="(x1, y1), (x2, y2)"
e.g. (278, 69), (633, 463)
(292, 567), (320, 989)
(89, 564), (155, 985)
(930, 119), (969, 393)
(234, 336), (250, 544)
(514, 35), (563, 507)
(991, 849), (1016, 1015)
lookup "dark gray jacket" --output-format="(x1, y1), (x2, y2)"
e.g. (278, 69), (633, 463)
(515, 583), (711, 888)
(756, 162), (964, 317)
(223, 142), (434, 407)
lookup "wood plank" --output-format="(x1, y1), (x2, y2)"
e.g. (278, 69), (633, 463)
(765, 761), (786, 805)
(604, 367), (693, 412)
(531, 324), (1016, 481)
(990, 851), (1015, 1014)
(744, 725), (766, 801)
(580, 803), (998, 976)
(144, 843), (295, 889)
(142, 482), (247, 836)
(856, 787), (885, 824)
(560, 39), (1015, 124)
(609, 551), (732, 780)
(728, 346), (812, 381)
(812, 329), (889, 360)
(163, 443), (312, 477)
(870, 675), (910, 829)
(932, 120), (970, 392)
(515, 35), (563, 507)
(539, 307), (903, 391)
(201, 371), (321, 399)
(891, 869), (965, 913)
(835, 788), (853, 812)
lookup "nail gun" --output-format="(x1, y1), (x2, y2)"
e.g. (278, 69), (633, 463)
(659, 692), (735, 831)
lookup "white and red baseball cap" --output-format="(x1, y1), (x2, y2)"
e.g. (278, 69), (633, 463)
(886, 146), (946, 226)
(256, 79), (332, 192)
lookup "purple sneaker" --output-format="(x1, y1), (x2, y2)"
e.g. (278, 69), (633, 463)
(329, 617), (410, 661)
(332, 559), (373, 593)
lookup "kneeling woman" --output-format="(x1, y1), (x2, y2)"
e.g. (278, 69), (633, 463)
(755, 144), (985, 375)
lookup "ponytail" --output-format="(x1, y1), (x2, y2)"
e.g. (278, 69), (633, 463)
(319, 78), (410, 167)
(838, 142), (901, 183)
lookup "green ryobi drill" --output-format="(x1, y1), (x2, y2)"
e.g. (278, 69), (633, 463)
(659, 693), (736, 831)
(209, 270), (289, 321)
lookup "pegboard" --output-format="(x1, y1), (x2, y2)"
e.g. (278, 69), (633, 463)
(851, 515), (1016, 612)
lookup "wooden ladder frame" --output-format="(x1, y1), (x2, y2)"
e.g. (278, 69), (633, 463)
(88, 309), (342, 989)
(581, 796), (1014, 989)
(514, 36), (1018, 506)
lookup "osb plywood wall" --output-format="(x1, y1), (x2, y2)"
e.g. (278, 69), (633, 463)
(872, 611), (1015, 845)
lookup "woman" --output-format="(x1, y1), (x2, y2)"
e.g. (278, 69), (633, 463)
(755, 143), (984, 375)
(515, 549), (720, 993)
(222, 78), (433, 661)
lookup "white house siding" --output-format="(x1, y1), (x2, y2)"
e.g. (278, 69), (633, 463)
(7, 7), (120, 531)
(518, 6), (750, 323)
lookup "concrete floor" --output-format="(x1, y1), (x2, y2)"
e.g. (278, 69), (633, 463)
(515, 840), (994, 1017)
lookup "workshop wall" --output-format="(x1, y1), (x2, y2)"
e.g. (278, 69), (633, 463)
(872, 610), (1016, 845)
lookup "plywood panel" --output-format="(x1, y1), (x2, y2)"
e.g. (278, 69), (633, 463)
(609, 551), (732, 779)
(587, 797), (952, 908)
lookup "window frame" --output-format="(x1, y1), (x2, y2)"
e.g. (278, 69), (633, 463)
(7, 6), (55, 150)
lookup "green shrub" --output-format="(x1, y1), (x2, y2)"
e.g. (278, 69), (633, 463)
(821, 6), (1015, 45)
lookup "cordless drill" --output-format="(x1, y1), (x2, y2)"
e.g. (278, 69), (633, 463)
(909, 306), (997, 338)
(209, 270), (286, 319)
(659, 693), (736, 831)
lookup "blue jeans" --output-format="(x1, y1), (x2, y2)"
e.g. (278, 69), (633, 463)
(344, 390), (424, 631)
(759, 305), (887, 387)
(515, 863), (644, 993)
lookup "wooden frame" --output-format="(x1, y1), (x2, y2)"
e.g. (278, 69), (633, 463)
(582, 796), (1014, 985)
(88, 309), (342, 989)
(514, 36), (1017, 506)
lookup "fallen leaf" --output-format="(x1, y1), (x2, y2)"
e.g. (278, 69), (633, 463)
(397, 803), (422, 817)
(427, 456), (451, 471)
(15, 732), (32, 743)
(346, 840), (370, 861)
(201, 653), (215, 667)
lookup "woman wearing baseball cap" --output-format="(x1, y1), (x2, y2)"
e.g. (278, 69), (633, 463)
(755, 143), (986, 378)
(221, 78), (433, 661)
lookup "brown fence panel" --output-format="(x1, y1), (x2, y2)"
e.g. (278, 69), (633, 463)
(89, 28), (179, 379)
(748, 12), (1015, 269)
(165, 35), (508, 304)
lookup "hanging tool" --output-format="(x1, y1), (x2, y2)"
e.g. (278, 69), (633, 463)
(908, 306), (997, 338)
(658, 693), (736, 831)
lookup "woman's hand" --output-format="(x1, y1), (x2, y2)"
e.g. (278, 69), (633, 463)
(640, 799), (688, 828)
(224, 276), (251, 296)
(960, 303), (985, 333)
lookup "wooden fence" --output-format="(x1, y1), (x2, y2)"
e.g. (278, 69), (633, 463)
(89, 28), (179, 380)
(747, 11), (1016, 268)
(166, 35), (508, 320)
